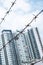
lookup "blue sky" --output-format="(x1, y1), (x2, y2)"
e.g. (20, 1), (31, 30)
(0, 0), (43, 44)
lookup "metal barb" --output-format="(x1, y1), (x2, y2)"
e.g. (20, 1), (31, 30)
(0, 0), (16, 25)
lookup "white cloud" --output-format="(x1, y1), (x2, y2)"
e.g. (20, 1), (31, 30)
(14, 0), (31, 12)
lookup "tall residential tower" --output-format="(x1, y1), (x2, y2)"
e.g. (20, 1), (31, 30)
(1, 30), (18, 65)
(0, 27), (42, 65)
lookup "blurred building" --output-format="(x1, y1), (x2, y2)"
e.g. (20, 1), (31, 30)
(14, 33), (30, 65)
(1, 30), (18, 65)
(14, 27), (42, 65)
(25, 27), (42, 60)
(0, 27), (43, 65)
(26, 27), (42, 59)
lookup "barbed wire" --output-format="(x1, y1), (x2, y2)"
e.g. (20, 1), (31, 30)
(0, 0), (16, 24)
(0, 10), (43, 51)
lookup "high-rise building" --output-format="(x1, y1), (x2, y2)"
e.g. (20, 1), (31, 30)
(28, 29), (41, 59)
(32, 27), (43, 57)
(30, 27), (42, 58)
(1, 30), (18, 65)
(14, 32), (30, 65)
(24, 31), (35, 60)
(13, 27), (42, 65)
(25, 27), (42, 60)
(0, 27), (43, 65)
